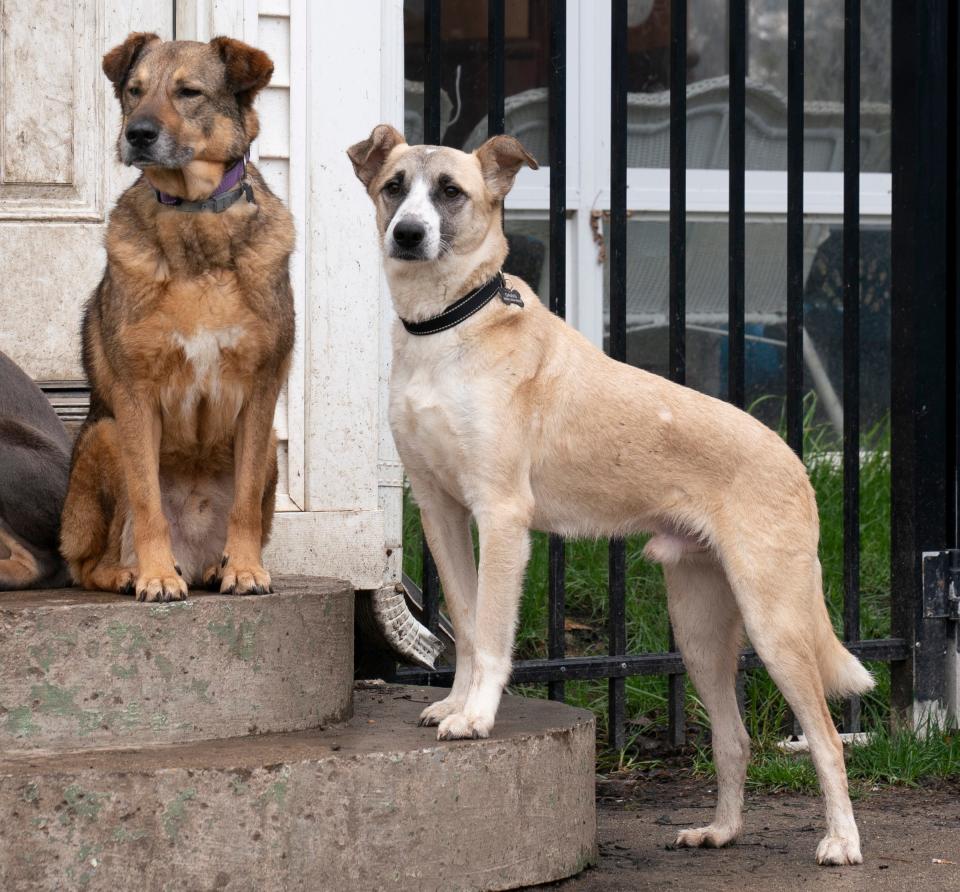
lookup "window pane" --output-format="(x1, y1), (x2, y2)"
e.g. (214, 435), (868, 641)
(403, 0), (551, 155)
(504, 215), (549, 298)
(627, 0), (890, 172)
(602, 217), (891, 434)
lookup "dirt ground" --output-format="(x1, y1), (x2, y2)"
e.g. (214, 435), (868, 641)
(542, 774), (960, 892)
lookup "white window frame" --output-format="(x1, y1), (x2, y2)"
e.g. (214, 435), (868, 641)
(501, 0), (892, 349)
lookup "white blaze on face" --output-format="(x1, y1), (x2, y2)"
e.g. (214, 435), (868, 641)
(385, 172), (442, 260)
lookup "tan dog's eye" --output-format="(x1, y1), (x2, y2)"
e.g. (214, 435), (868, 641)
(177, 87), (203, 99)
(128, 85), (142, 97)
(443, 185), (461, 198)
(384, 181), (402, 197)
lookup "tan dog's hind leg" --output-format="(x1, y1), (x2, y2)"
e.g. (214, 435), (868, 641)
(221, 386), (282, 595)
(665, 557), (750, 849)
(726, 551), (863, 866)
(413, 481), (478, 727)
(437, 505), (531, 740)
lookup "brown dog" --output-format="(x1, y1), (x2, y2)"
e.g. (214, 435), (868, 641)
(60, 34), (294, 603)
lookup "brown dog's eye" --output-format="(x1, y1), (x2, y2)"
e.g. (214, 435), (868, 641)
(177, 87), (203, 99)
(128, 85), (142, 97)
(384, 181), (402, 197)
(443, 184), (461, 199)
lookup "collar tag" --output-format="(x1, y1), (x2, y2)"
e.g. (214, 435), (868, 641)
(499, 285), (524, 307)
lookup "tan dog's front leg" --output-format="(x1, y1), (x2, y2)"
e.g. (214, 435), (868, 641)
(112, 390), (186, 602)
(220, 383), (280, 595)
(436, 507), (531, 740)
(412, 481), (478, 728)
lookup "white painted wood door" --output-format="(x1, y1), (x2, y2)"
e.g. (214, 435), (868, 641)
(0, 1), (174, 381)
(0, 0), (405, 590)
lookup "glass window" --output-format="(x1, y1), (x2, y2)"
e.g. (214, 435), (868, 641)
(627, 0), (890, 172)
(602, 218), (891, 432)
(402, 0), (552, 154)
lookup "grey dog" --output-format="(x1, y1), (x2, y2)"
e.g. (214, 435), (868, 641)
(0, 352), (71, 589)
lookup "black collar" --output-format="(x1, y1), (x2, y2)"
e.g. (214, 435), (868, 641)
(400, 272), (524, 336)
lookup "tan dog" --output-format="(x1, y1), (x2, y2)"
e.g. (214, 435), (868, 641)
(348, 124), (874, 866)
(60, 34), (294, 602)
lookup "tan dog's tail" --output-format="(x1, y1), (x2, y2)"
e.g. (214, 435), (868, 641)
(813, 571), (875, 698)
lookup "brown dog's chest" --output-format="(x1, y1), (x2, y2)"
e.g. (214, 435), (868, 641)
(120, 271), (272, 455)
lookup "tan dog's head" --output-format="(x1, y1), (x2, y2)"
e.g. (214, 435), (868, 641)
(347, 125), (538, 263)
(103, 33), (273, 171)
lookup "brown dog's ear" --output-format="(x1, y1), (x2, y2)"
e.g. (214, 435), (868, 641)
(474, 135), (539, 199)
(347, 124), (407, 189)
(210, 36), (274, 107)
(102, 32), (161, 98)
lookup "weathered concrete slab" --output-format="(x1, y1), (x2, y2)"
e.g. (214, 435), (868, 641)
(0, 685), (597, 892)
(0, 577), (353, 751)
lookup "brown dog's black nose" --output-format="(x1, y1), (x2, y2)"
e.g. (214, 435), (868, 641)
(393, 219), (425, 249)
(126, 118), (160, 148)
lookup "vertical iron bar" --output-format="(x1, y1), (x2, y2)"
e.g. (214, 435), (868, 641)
(890, 0), (951, 723)
(547, 0), (568, 702)
(420, 0), (443, 634)
(953, 0), (960, 551)
(488, 0), (506, 137)
(424, 0), (442, 145)
(422, 538), (441, 634)
(667, 0), (688, 748)
(669, 0), (687, 386)
(786, 0), (805, 455)
(841, 0), (862, 734)
(785, 0), (806, 740)
(609, 0), (629, 751)
(727, 0), (746, 408)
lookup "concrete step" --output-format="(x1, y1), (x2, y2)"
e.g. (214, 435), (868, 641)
(0, 577), (353, 752)
(0, 684), (597, 892)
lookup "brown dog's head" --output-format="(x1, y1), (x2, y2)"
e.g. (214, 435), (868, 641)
(347, 125), (538, 263)
(103, 33), (273, 171)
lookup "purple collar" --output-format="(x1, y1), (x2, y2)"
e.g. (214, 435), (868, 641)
(154, 154), (253, 213)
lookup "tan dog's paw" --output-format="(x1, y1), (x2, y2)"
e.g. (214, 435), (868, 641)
(436, 711), (493, 740)
(816, 835), (862, 866)
(674, 824), (739, 849)
(135, 569), (188, 603)
(418, 697), (464, 727)
(219, 556), (272, 595)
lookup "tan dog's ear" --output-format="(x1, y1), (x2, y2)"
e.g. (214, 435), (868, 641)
(347, 124), (407, 189)
(102, 32), (161, 98)
(210, 36), (274, 107)
(475, 135), (539, 199)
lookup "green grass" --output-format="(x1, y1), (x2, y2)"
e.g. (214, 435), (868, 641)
(401, 397), (957, 787)
(691, 725), (960, 794)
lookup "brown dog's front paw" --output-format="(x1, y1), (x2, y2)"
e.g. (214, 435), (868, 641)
(116, 569), (137, 596)
(201, 561), (223, 591)
(220, 558), (272, 596)
(135, 570), (189, 603)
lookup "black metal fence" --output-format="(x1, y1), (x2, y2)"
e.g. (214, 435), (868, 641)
(398, 0), (959, 747)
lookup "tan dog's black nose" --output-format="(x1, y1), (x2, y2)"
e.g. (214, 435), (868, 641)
(126, 118), (160, 148)
(394, 219), (425, 249)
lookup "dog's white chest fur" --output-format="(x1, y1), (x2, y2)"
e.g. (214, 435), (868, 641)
(172, 326), (243, 397)
(163, 325), (247, 426)
(390, 335), (477, 501)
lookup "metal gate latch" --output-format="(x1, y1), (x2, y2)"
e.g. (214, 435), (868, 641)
(922, 550), (960, 619)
